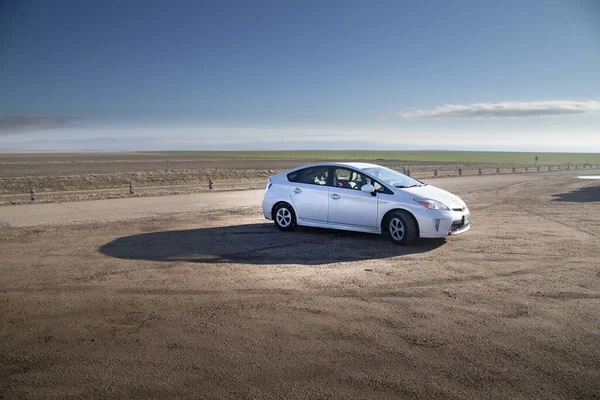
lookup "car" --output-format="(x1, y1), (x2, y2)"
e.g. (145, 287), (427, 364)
(262, 162), (470, 245)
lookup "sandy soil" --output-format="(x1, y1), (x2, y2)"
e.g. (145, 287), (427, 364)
(1, 173), (599, 399)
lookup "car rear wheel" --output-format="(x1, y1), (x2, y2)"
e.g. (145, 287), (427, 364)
(274, 203), (297, 231)
(386, 211), (418, 245)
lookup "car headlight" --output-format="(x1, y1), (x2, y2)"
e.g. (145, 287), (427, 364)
(414, 198), (450, 211)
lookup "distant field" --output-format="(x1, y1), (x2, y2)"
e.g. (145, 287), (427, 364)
(160, 150), (600, 164)
(1, 150), (598, 198)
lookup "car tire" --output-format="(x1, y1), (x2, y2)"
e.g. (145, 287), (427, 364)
(273, 203), (297, 231)
(386, 211), (418, 245)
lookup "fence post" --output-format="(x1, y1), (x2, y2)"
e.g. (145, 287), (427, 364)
(525, 166), (528, 172)
(496, 167), (500, 174)
(208, 178), (214, 190)
(548, 166), (551, 171)
(30, 187), (36, 201)
(478, 168), (482, 175)
(433, 169), (438, 177)
(129, 181), (134, 195)
(458, 168), (463, 176)
(406, 169), (411, 176)
(537, 166), (540, 172)
(575, 165), (578, 170)
(512, 167), (516, 173)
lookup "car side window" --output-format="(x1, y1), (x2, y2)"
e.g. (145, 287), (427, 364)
(332, 168), (394, 194)
(333, 168), (370, 190)
(287, 167), (329, 186)
(373, 180), (393, 195)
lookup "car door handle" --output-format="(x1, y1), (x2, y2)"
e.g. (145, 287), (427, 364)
(293, 188), (302, 194)
(330, 194), (341, 200)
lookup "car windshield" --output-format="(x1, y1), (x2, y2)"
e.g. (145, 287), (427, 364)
(362, 166), (425, 188)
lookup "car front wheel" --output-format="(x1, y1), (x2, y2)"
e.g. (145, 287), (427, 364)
(386, 211), (418, 245)
(273, 203), (297, 231)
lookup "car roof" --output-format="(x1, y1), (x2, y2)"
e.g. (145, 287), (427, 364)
(337, 162), (382, 170)
(286, 162), (384, 172)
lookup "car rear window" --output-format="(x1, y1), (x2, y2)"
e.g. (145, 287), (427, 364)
(287, 167), (329, 185)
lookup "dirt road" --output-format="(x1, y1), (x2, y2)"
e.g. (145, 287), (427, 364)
(0, 190), (262, 227)
(1, 172), (599, 399)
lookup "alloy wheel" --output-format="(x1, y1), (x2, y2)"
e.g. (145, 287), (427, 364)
(389, 217), (405, 242)
(276, 207), (292, 228)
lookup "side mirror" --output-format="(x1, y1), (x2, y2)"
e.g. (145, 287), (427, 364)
(361, 184), (376, 196)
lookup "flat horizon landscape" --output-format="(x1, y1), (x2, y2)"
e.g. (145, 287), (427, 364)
(3, 1), (600, 398)
(1, 150), (600, 164)
(0, 150), (597, 204)
(1, 151), (599, 204)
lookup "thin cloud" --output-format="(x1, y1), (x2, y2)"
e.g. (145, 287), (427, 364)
(0, 115), (73, 133)
(399, 100), (600, 119)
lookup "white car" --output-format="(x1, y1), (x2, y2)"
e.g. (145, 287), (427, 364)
(262, 162), (470, 245)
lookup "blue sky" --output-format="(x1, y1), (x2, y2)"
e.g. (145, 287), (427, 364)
(1, 0), (599, 151)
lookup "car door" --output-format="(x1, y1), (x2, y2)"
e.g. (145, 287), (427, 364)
(287, 166), (331, 223)
(328, 168), (378, 228)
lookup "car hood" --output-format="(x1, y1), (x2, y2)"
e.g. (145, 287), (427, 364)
(397, 185), (466, 209)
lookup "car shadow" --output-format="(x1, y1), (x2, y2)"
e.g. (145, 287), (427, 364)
(551, 184), (600, 203)
(99, 223), (445, 265)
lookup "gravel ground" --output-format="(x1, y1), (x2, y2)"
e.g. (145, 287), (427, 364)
(1, 172), (599, 399)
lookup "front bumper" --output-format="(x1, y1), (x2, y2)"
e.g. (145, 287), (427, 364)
(416, 207), (471, 238)
(448, 215), (471, 235)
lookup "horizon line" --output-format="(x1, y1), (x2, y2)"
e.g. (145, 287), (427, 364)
(1, 149), (599, 155)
